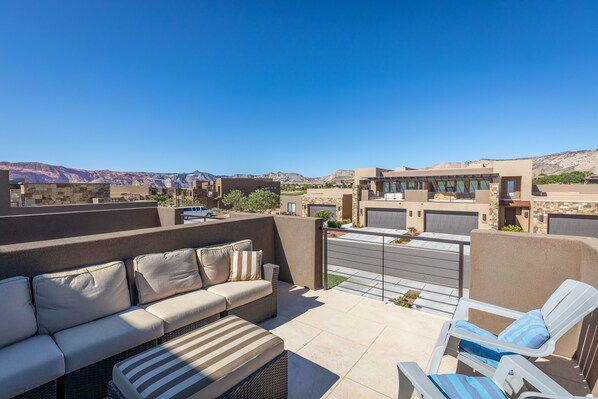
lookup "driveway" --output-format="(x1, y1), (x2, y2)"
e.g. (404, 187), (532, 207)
(338, 227), (407, 244)
(405, 232), (470, 255)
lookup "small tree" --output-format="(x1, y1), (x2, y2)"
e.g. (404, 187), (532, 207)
(244, 189), (280, 212)
(222, 190), (247, 211)
(315, 210), (334, 222)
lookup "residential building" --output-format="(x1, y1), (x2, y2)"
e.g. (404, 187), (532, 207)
(279, 188), (353, 220)
(110, 185), (154, 201)
(193, 178), (280, 208)
(15, 182), (111, 206)
(280, 195), (301, 215)
(353, 160), (533, 235)
(531, 183), (598, 237)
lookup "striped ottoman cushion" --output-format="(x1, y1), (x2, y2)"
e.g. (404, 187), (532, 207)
(112, 316), (284, 399)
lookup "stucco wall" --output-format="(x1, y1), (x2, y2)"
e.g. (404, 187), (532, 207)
(469, 230), (598, 393)
(0, 170), (9, 212)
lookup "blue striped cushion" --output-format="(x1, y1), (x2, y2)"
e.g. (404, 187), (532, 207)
(455, 321), (513, 368)
(498, 309), (550, 349)
(429, 374), (506, 399)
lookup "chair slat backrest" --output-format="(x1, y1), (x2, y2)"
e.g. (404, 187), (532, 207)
(541, 280), (598, 339)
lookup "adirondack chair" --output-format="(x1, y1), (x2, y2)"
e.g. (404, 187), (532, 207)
(399, 355), (583, 399)
(428, 279), (598, 377)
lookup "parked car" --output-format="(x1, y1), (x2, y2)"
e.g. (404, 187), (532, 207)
(182, 206), (214, 220)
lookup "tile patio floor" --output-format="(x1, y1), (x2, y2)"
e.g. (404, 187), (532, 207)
(258, 281), (458, 398)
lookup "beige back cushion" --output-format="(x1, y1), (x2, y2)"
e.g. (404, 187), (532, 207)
(134, 248), (203, 305)
(229, 250), (263, 281)
(33, 261), (131, 334)
(0, 276), (38, 348)
(196, 240), (253, 286)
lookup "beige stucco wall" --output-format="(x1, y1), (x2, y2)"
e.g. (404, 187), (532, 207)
(469, 230), (598, 393)
(279, 195), (302, 214)
(359, 200), (491, 232)
(110, 185), (151, 198)
(492, 160), (533, 201)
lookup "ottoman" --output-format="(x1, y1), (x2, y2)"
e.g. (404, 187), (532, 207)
(108, 315), (287, 399)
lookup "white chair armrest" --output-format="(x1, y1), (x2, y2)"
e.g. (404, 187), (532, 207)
(455, 297), (526, 321)
(451, 330), (552, 357)
(494, 356), (570, 397)
(397, 362), (446, 399)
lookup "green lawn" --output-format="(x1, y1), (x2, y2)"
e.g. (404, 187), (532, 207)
(326, 273), (348, 289)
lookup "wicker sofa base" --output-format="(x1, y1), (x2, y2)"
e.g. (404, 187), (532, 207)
(107, 351), (288, 399)
(60, 339), (158, 399)
(226, 294), (276, 324)
(13, 380), (58, 399)
(159, 314), (220, 343)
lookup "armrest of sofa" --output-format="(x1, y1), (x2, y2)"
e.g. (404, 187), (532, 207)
(262, 263), (279, 317)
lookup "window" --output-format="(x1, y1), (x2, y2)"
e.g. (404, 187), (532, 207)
(446, 181), (456, 192)
(479, 180), (489, 190)
(382, 182), (389, 193)
(390, 181), (397, 193)
(456, 180), (465, 193)
(408, 181), (416, 190)
(469, 181), (478, 193)
(287, 202), (296, 213)
(507, 180), (516, 197)
(437, 181), (446, 192)
(400, 182), (407, 193)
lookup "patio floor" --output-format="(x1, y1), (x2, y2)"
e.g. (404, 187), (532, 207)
(258, 281), (458, 398)
(260, 281), (592, 398)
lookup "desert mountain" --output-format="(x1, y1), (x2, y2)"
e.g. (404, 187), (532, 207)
(0, 162), (354, 186)
(427, 149), (598, 177)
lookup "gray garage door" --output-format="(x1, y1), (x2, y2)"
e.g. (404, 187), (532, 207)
(309, 205), (337, 220)
(548, 215), (598, 238)
(425, 211), (478, 236)
(366, 209), (407, 229)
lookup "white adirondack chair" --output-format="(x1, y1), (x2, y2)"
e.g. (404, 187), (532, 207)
(428, 279), (598, 377)
(399, 355), (583, 399)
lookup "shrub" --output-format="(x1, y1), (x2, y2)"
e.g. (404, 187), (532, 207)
(327, 220), (343, 228)
(407, 226), (418, 236)
(315, 210), (334, 222)
(501, 224), (524, 232)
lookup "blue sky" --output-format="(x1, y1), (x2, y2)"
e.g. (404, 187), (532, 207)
(1, 1), (597, 177)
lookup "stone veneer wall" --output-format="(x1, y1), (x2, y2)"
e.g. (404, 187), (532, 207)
(488, 182), (500, 230)
(302, 196), (343, 221)
(351, 184), (368, 227)
(22, 183), (110, 206)
(532, 200), (598, 234)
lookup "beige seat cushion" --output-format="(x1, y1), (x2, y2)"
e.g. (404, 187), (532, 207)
(32, 261), (131, 334)
(112, 316), (284, 399)
(196, 240), (252, 286)
(133, 248), (203, 305)
(0, 276), (37, 349)
(140, 290), (226, 333)
(53, 306), (163, 373)
(0, 335), (65, 399)
(206, 280), (272, 310)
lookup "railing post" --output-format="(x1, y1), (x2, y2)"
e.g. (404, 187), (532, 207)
(382, 234), (385, 302)
(323, 227), (328, 290)
(458, 243), (464, 298)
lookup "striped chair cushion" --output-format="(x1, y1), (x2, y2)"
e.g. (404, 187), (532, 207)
(498, 309), (550, 349)
(229, 250), (262, 281)
(429, 374), (506, 399)
(112, 316), (284, 399)
(455, 320), (513, 368)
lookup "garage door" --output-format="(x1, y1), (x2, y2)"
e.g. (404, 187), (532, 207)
(548, 215), (598, 238)
(425, 211), (478, 236)
(309, 205), (337, 220)
(366, 209), (407, 229)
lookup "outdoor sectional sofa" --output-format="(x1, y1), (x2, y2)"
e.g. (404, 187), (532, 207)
(0, 239), (279, 399)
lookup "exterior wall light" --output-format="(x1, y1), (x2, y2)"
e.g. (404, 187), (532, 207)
(418, 211), (421, 217)
(524, 211), (529, 218)
(360, 209), (363, 215)
(539, 214), (544, 223)
(482, 214), (487, 222)
(409, 210), (413, 217)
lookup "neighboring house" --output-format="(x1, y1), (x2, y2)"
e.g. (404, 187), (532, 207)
(110, 185), (154, 201)
(531, 184), (598, 238)
(18, 182), (111, 206)
(280, 195), (300, 215)
(352, 160), (533, 235)
(301, 188), (352, 221)
(193, 178), (281, 209)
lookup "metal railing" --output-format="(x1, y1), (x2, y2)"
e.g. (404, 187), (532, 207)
(322, 227), (470, 300)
